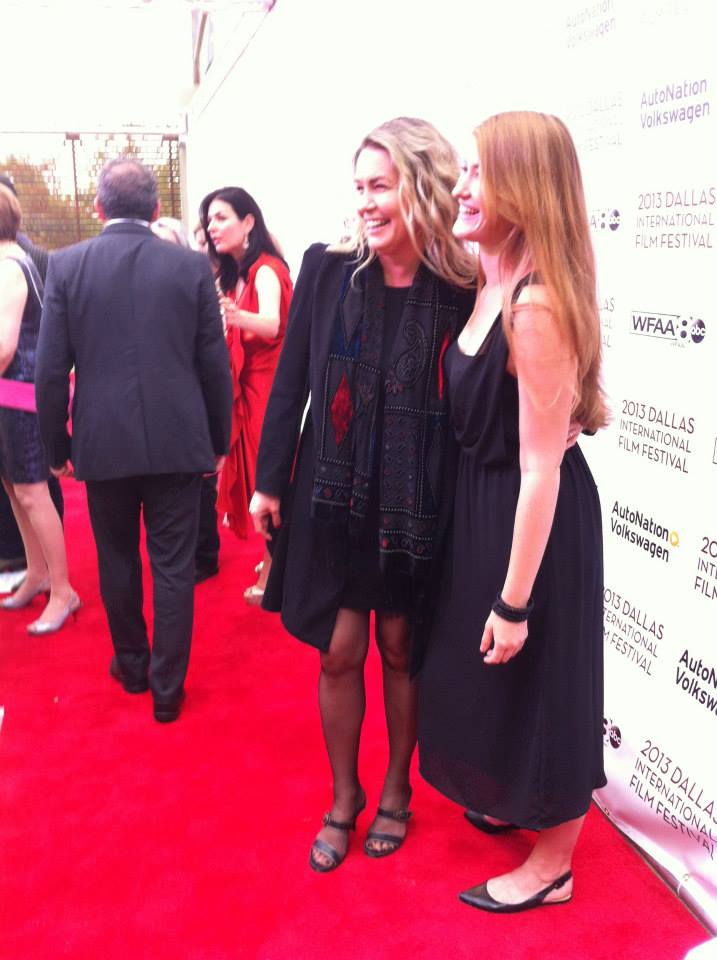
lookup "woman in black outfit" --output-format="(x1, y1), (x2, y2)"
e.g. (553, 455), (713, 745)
(251, 117), (475, 871)
(419, 111), (608, 912)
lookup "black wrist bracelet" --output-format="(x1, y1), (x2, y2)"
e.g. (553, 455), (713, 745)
(492, 593), (534, 623)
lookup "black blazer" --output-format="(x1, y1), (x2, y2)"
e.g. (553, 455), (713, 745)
(35, 221), (232, 481)
(255, 243), (330, 498)
(255, 244), (473, 665)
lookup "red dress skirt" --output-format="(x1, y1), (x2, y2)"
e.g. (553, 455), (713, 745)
(217, 253), (293, 537)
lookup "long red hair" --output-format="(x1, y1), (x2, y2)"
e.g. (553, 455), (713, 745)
(475, 111), (608, 432)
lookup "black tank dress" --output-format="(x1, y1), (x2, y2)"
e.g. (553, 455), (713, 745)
(418, 311), (606, 829)
(0, 255), (49, 484)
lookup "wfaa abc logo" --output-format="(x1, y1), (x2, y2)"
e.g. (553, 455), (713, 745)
(603, 717), (622, 749)
(590, 207), (621, 232)
(630, 311), (707, 347)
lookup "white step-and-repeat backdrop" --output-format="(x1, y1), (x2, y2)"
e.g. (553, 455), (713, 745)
(560, 1), (717, 927)
(186, 0), (716, 926)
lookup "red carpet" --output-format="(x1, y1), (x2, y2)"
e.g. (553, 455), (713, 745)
(0, 480), (708, 959)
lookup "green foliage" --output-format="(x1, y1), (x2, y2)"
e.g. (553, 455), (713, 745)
(1, 134), (181, 251)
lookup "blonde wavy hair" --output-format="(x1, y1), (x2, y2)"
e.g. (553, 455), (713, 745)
(333, 117), (476, 289)
(475, 111), (609, 432)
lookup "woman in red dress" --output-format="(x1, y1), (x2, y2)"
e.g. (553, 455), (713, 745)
(200, 188), (292, 603)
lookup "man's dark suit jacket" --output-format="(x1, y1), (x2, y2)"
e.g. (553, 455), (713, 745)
(35, 221), (232, 481)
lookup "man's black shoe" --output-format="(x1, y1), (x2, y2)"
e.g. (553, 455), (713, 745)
(194, 564), (219, 585)
(109, 655), (149, 694)
(153, 690), (186, 723)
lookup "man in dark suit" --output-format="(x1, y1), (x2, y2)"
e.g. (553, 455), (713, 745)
(35, 158), (232, 722)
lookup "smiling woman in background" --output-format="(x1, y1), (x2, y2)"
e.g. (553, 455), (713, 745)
(250, 117), (475, 872)
(200, 188), (292, 603)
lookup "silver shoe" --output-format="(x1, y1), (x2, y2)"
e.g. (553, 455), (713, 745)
(27, 593), (81, 635)
(1, 578), (51, 610)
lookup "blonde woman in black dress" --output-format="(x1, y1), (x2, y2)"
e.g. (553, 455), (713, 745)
(251, 118), (476, 871)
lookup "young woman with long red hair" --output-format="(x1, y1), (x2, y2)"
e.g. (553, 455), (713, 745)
(419, 111), (609, 913)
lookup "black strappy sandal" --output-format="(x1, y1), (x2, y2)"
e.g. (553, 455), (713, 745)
(364, 789), (413, 859)
(309, 793), (366, 873)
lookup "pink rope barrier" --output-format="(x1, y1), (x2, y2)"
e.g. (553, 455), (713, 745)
(0, 379), (37, 413)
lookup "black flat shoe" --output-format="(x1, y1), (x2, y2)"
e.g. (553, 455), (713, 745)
(364, 788), (413, 858)
(109, 655), (149, 694)
(459, 870), (573, 913)
(309, 792), (367, 873)
(464, 810), (518, 834)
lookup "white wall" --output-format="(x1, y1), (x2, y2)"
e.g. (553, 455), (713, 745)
(185, 0), (564, 272)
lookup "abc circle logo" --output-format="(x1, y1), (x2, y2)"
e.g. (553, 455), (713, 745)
(691, 319), (706, 344)
(591, 208), (621, 232)
(603, 717), (622, 749)
(676, 316), (706, 344)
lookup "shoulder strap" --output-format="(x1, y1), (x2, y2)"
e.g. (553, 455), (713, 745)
(4, 254), (44, 308)
(511, 271), (542, 304)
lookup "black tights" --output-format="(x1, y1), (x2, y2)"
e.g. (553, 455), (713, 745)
(317, 607), (415, 820)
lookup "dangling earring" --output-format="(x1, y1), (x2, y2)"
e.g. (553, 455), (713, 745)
(243, 232), (251, 251)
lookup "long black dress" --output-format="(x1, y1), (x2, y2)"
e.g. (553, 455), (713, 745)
(418, 312), (606, 829)
(0, 255), (49, 484)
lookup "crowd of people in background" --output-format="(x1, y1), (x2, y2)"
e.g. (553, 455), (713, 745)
(0, 110), (607, 913)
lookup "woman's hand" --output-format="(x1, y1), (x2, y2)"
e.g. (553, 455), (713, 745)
(219, 295), (242, 328)
(480, 610), (528, 665)
(50, 460), (73, 479)
(203, 455), (226, 478)
(249, 491), (281, 541)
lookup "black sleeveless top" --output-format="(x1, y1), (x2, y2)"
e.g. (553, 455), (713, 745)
(0, 253), (49, 484)
(3, 254), (44, 383)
